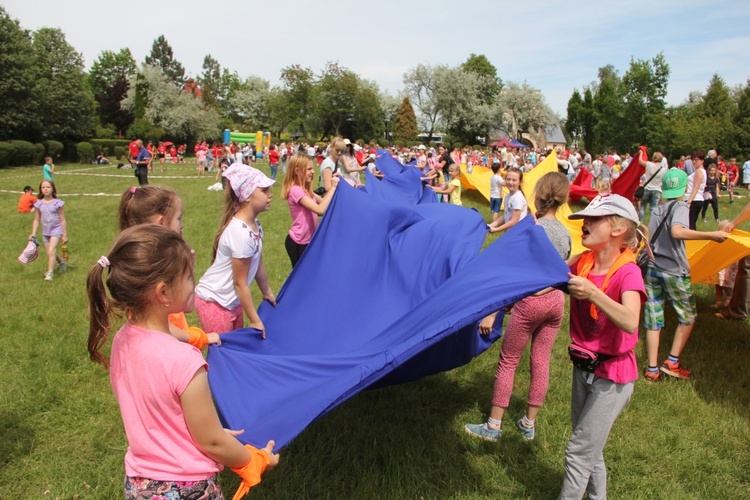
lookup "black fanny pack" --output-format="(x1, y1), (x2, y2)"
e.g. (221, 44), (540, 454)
(568, 344), (614, 372)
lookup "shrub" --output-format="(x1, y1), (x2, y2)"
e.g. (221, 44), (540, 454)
(114, 146), (126, 160)
(43, 140), (64, 159)
(8, 140), (36, 166)
(95, 124), (116, 139)
(0, 142), (13, 167)
(33, 143), (45, 164)
(77, 142), (94, 163)
(90, 139), (130, 157)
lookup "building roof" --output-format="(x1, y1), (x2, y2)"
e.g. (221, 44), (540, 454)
(544, 124), (566, 144)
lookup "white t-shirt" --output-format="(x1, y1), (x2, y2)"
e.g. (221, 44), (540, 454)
(195, 217), (263, 310)
(320, 157), (336, 188)
(503, 191), (528, 223)
(490, 174), (505, 199)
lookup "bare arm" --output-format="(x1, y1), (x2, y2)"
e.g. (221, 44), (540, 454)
(322, 167), (333, 191)
(685, 169), (705, 205)
(181, 368), (253, 467)
(431, 183), (456, 195)
(568, 273), (642, 333)
(58, 207), (68, 243)
(671, 225), (728, 243)
(231, 257), (262, 332)
(488, 209), (521, 233)
(30, 208), (40, 239)
(253, 255), (275, 306)
(299, 176), (339, 215)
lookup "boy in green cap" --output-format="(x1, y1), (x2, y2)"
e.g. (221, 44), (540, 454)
(643, 168), (729, 381)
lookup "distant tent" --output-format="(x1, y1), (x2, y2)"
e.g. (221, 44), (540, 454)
(509, 139), (529, 149)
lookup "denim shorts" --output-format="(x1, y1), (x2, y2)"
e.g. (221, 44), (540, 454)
(490, 197), (501, 213)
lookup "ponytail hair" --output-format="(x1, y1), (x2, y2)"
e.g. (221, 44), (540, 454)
(212, 186), (241, 262)
(118, 185), (181, 231)
(533, 171), (569, 218)
(87, 224), (193, 368)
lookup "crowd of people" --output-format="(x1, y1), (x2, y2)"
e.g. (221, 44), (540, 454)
(13, 134), (750, 499)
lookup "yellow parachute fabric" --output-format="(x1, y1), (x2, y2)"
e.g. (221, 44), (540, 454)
(687, 229), (750, 284)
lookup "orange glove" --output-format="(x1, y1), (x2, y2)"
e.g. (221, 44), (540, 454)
(231, 444), (270, 500)
(186, 327), (209, 350)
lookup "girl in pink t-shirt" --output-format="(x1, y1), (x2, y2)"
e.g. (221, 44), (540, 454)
(87, 224), (279, 499)
(280, 154), (340, 268)
(560, 194), (647, 499)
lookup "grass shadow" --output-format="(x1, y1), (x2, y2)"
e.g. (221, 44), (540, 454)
(0, 412), (35, 467)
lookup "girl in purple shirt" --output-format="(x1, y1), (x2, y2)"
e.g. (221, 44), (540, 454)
(29, 180), (67, 281)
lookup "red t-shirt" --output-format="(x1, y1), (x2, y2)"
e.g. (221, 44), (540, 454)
(129, 141), (139, 158)
(268, 150), (279, 165)
(18, 192), (37, 213)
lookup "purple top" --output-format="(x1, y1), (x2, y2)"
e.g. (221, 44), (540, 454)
(34, 198), (64, 236)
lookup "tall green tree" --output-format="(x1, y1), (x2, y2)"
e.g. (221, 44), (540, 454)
(496, 82), (557, 142)
(351, 79), (384, 142)
(393, 97), (418, 144)
(144, 35), (185, 86)
(565, 89), (584, 147)
(276, 64), (315, 138)
(88, 48), (136, 134)
(620, 53), (670, 151)
(592, 65), (624, 152)
(313, 62), (360, 138)
(0, 7), (40, 140)
(197, 54), (221, 109)
(581, 87), (596, 153)
(461, 53), (502, 104)
(32, 27), (96, 141)
(735, 79), (750, 158)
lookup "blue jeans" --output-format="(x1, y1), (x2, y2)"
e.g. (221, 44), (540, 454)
(638, 189), (661, 221)
(270, 163), (278, 179)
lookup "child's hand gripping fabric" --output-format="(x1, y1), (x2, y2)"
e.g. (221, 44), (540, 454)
(231, 440), (279, 499)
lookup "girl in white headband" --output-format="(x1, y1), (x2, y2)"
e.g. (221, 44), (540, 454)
(194, 164), (277, 337)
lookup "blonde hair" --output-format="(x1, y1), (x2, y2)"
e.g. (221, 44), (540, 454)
(594, 177), (611, 194)
(281, 155), (313, 199)
(606, 215), (645, 252)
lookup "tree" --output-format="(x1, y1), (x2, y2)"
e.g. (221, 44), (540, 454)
(224, 76), (271, 130)
(277, 64), (315, 137)
(88, 48), (136, 134)
(461, 53), (502, 104)
(592, 65), (625, 152)
(144, 35), (185, 86)
(313, 62), (360, 138)
(380, 91), (401, 143)
(123, 65), (220, 143)
(620, 53), (670, 151)
(496, 82), (557, 141)
(433, 66), (496, 145)
(735, 79), (750, 158)
(581, 87), (596, 153)
(393, 97), (418, 144)
(403, 64), (443, 142)
(565, 89), (584, 147)
(351, 79), (385, 142)
(32, 27), (96, 141)
(0, 7), (40, 140)
(197, 54), (222, 109)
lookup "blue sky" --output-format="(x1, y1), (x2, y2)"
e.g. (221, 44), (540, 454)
(4, 0), (749, 116)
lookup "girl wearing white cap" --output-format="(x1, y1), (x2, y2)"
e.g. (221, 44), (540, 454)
(195, 165), (277, 337)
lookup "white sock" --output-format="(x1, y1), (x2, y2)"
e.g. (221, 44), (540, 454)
(487, 417), (502, 430)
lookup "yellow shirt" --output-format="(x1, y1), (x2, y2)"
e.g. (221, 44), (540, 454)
(449, 178), (462, 206)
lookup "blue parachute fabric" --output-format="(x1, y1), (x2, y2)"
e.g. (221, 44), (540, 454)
(361, 155), (436, 205)
(206, 182), (570, 450)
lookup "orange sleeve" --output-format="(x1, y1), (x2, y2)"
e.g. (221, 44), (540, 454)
(186, 327), (209, 350)
(168, 312), (189, 330)
(231, 445), (270, 500)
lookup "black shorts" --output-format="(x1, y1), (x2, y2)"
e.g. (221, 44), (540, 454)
(157, 153), (165, 158)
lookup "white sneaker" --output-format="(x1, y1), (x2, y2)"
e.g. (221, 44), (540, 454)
(44, 272), (54, 281)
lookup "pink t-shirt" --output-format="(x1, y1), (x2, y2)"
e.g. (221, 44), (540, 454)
(110, 322), (220, 481)
(569, 261), (646, 384)
(196, 150), (207, 162)
(287, 185), (319, 245)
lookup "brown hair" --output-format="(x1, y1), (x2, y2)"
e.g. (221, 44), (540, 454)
(37, 180), (57, 199)
(117, 186), (181, 231)
(281, 154), (314, 199)
(212, 186), (241, 262)
(86, 224), (193, 368)
(533, 172), (569, 218)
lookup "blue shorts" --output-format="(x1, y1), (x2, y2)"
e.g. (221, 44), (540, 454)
(490, 197), (501, 213)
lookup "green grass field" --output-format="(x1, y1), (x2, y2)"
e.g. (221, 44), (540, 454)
(1, 161), (749, 499)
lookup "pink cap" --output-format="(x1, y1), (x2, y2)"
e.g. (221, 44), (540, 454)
(222, 164), (275, 203)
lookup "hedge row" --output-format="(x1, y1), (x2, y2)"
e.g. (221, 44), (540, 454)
(0, 140), (48, 167)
